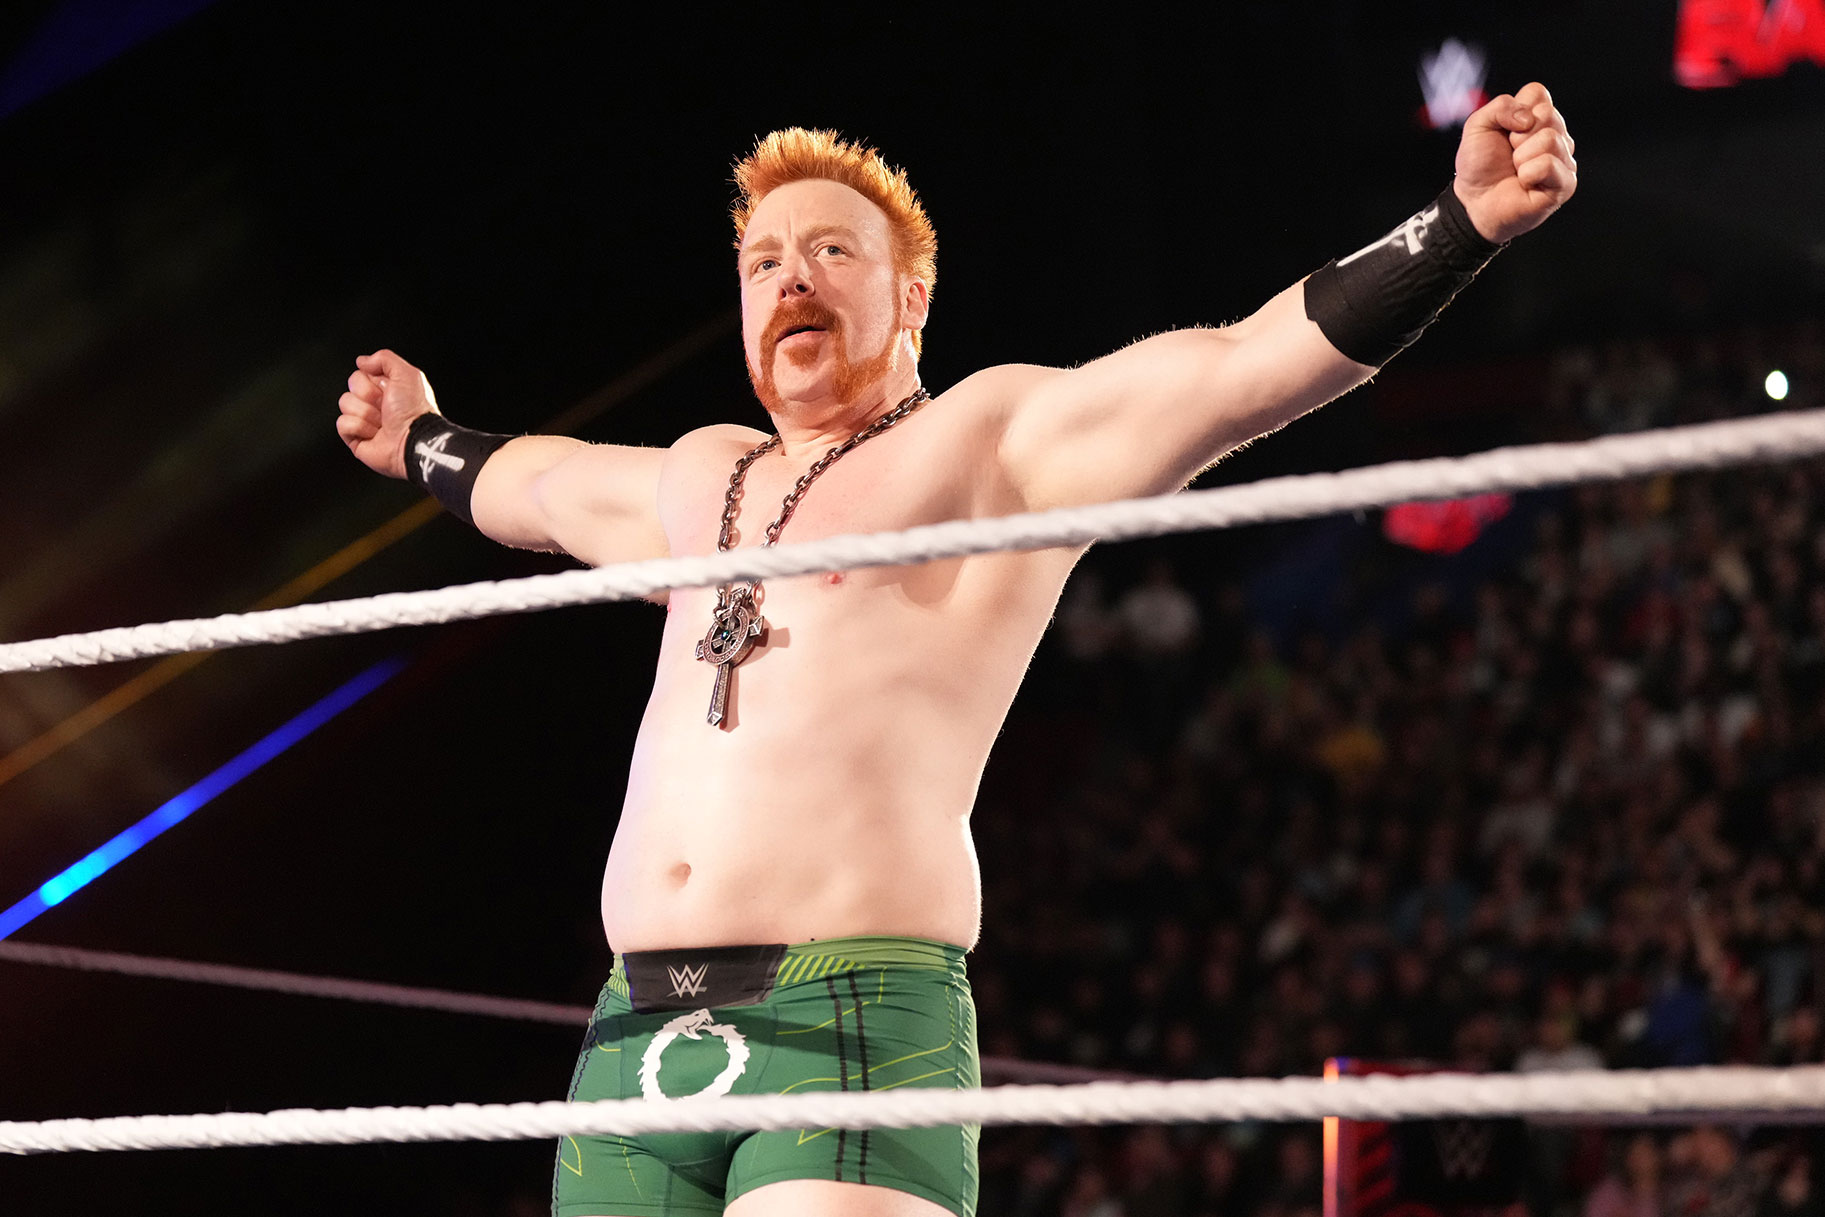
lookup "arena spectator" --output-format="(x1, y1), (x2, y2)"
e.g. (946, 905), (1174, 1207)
(971, 319), (1825, 1216)
(1585, 1132), (1666, 1217)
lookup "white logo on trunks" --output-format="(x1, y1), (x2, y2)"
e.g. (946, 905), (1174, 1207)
(638, 1009), (749, 1102)
(667, 963), (709, 998)
(413, 432), (466, 483)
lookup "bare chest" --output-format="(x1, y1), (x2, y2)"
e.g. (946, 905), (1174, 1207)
(647, 417), (1053, 712)
(660, 425), (981, 563)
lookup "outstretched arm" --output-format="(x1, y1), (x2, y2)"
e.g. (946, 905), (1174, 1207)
(998, 83), (1577, 511)
(336, 348), (667, 567)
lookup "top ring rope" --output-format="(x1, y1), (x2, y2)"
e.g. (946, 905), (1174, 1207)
(3, 409), (1822, 675)
(5, 1066), (1825, 1155)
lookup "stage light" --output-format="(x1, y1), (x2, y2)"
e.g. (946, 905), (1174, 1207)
(0, 658), (404, 940)
(1766, 370), (1790, 401)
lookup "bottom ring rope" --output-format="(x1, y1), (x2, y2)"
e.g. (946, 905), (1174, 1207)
(0, 939), (1130, 1085)
(6, 1067), (1825, 1155)
(0, 939), (592, 1025)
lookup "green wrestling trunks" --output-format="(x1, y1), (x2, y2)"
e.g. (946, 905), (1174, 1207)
(553, 935), (980, 1217)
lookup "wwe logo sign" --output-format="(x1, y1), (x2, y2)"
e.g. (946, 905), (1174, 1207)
(1418, 38), (1488, 130)
(1432, 1119), (1496, 1180)
(667, 963), (709, 998)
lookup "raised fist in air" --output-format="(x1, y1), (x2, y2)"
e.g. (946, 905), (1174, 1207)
(1454, 82), (1578, 245)
(336, 349), (440, 480)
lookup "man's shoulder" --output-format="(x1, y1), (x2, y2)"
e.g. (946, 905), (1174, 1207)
(649, 425), (771, 542)
(935, 362), (1060, 411)
(917, 364), (1064, 453)
(670, 422), (772, 454)
(652, 425), (771, 502)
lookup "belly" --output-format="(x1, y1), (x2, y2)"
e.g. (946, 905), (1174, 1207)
(598, 623), (990, 951)
(596, 543), (1076, 953)
(599, 782), (982, 951)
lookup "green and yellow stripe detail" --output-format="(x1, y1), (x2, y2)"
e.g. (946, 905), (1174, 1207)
(775, 951), (862, 986)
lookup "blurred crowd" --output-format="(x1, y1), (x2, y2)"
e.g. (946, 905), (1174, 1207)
(968, 319), (1825, 1217)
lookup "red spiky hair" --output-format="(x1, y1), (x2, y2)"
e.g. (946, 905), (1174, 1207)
(732, 128), (937, 355)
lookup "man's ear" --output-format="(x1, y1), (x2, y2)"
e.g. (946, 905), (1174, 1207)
(900, 278), (930, 332)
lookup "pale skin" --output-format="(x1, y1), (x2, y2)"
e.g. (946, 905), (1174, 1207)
(337, 86), (1575, 1216)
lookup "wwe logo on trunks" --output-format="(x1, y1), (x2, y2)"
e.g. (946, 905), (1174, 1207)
(1433, 1119), (1495, 1179)
(1339, 204), (1439, 266)
(414, 433), (465, 483)
(667, 963), (709, 998)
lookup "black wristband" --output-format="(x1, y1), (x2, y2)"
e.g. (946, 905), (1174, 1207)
(1303, 184), (1504, 367)
(403, 413), (512, 526)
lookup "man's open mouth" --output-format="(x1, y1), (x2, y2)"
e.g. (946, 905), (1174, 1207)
(780, 325), (825, 339)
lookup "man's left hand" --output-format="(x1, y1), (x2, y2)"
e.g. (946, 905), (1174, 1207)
(1454, 82), (1577, 244)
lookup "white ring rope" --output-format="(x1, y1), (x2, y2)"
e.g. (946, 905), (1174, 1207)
(0, 940), (591, 1025)
(0, 940), (1131, 1085)
(3, 409), (1821, 674)
(7, 413), (1824, 1158)
(5, 1067), (1825, 1155)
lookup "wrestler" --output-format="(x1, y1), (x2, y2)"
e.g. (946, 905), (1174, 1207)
(335, 84), (1576, 1217)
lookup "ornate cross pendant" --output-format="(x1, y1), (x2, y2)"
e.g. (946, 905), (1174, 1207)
(695, 585), (767, 728)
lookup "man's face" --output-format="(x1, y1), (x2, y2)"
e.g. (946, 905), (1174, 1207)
(738, 179), (921, 412)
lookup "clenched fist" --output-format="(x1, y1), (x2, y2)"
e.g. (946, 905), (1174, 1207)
(336, 349), (441, 480)
(1454, 82), (1578, 245)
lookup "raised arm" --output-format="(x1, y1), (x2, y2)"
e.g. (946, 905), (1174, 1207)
(336, 348), (667, 567)
(998, 83), (1577, 511)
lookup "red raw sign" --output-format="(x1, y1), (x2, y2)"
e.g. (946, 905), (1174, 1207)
(1676, 0), (1825, 88)
(1382, 494), (1513, 555)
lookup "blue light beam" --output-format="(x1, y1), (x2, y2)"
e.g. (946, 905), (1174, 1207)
(0, 658), (404, 941)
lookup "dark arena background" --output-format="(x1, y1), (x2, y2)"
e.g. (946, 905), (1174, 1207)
(2, 3), (1824, 1215)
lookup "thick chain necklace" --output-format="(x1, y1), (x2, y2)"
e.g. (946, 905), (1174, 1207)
(693, 385), (931, 727)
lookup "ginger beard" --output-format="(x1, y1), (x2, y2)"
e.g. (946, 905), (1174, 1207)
(747, 295), (902, 414)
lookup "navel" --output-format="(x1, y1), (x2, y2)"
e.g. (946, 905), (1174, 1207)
(824, 572), (845, 586)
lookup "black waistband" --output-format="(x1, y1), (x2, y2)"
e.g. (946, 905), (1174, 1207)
(620, 943), (788, 1013)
